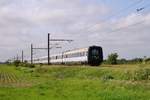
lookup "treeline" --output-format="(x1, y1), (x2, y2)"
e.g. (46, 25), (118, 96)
(5, 53), (150, 66)
(117, 58), (150, 64)
(6, 60), (35, 68)
(103, 53), (150, 65)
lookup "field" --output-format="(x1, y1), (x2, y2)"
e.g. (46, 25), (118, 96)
(0, 64), (150, 100)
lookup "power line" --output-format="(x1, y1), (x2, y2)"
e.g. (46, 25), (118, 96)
(74, 0), (144, 34)
(102, 2), (150, 35)
(80, 0), (150, 39)
(104, 0), (143, 19)
(101, 19), (146, 35)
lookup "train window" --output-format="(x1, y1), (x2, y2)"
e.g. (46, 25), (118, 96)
(80, 53), (82, 56)
(70, 54), (72, 58)
(64, 52), (86, 58)
(45, 58), (47, 60)
(75, 53), (77, 57)
(79, 53), (80, 56)
(58, 55), (62, 59)
(80, 52), (82, 56)
(51, 56), (56, 60)
(82, 52), (84, 56)
(84, 52), (86, 56)
(69, 54), (72, 58)
(82, 52), (85, 56)
(74, 53), (75, 57)
(74, 53), (76, 57)
(77, 53), (79, 56)
(86, 52), (88, 56)
(66, 55), (68, 58)
(91, 49), (99, 56)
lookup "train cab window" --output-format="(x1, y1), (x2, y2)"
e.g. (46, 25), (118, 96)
(91, 49), (99, 56)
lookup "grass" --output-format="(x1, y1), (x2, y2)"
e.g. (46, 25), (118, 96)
(0, 64), (150, 100)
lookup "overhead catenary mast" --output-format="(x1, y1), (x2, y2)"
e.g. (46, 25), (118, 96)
(47, 33), (73, 65)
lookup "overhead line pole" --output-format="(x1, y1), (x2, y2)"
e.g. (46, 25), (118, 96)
(17, 54), (19, 61)
(31, 44), (33, 64)
(48, 33), (50, 65)
(31, 33), (60, 65)
(22, 50), (24, 63)
(47, 33), (73, 65)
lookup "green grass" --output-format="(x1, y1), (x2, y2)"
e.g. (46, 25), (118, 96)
(0, 64), (150, 100)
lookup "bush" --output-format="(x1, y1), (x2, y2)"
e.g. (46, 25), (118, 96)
(13, 60), (21, 67)
(145, 58), (150, 64)
(107, 53), (118, 65)
(133, 68), (150, 80)
(28, 64), (35, 68)
(20, 61), (35, 68)
(101, 74), (114, 81)
(35, 67), (48, 73)
(117, 59), (127, 64)
(127, 58), (143, 64)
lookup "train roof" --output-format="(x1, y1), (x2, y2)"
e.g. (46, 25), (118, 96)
(64, 47), (88, 55)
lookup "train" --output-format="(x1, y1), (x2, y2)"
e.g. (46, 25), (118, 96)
(33, 46), (103, 66)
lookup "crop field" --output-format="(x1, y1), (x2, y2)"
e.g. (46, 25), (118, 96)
(0, 64), (150, 100)
(0, 66), (31, 88)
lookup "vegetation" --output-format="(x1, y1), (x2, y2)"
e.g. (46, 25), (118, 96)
(103, 53), (150, 65)
(13, 60), (21, 67)
(12, 60), (35, 68)
(0, 64), (150, 100)
(107, 53), (118, 65)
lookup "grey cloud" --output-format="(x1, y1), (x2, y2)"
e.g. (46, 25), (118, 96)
(0, 0), (110, 61)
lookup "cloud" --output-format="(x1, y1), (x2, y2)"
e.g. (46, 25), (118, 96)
(0, 0), (150, 61)
(0, 0), (110, 61)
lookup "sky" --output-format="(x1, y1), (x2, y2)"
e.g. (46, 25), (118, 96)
(0, 0), (150, 62)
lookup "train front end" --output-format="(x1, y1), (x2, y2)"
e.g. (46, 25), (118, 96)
(88, 46), (103, 66)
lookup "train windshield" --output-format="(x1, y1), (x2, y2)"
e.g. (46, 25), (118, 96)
(91, 49), (99, 56)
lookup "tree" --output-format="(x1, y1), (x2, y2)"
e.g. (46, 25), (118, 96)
(5, 59), (11, 64)
(117, 58), (127, 64)
(13, 60), (21, 67)
(107, 53), (118, 65)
